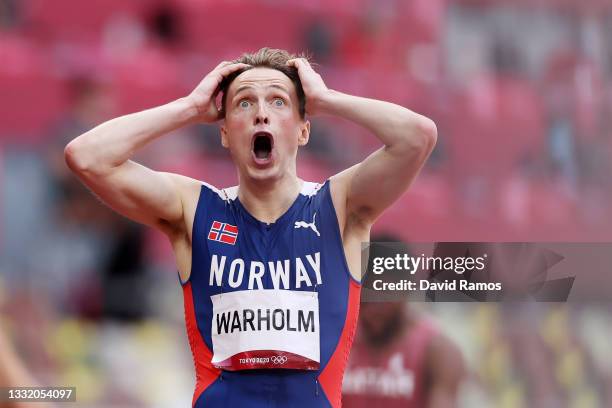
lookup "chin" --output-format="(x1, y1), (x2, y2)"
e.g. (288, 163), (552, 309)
(244, 164), (284, 183)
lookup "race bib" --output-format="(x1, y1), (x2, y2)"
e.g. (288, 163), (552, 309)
(210, 289), (320, 371)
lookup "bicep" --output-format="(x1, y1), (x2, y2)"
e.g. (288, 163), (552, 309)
(338, 139), (433, 224)
(73, 159), (187, 230)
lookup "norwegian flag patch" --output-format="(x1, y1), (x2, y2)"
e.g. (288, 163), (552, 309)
(208, 221), (238, 245)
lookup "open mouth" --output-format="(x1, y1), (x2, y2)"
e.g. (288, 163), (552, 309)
(252, 131), (274, 162)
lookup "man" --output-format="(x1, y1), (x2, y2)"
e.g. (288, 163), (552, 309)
(343, 235), (465, 408)
(64, 48), (437, 407)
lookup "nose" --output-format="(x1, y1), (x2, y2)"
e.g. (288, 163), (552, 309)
(254, 103), (269, 125)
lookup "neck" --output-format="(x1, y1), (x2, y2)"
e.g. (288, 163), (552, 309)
(237, 173), (303, 224)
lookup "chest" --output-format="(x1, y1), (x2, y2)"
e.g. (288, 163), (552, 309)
(200, 207), (327, 292)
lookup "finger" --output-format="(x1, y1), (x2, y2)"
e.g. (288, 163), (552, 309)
(286, 58), (300, 67)
(301, 59), (317, 72)
(214, 60), (232, 69)
(287, 58), (313, 71)
(212, 61), (248, 74)
(290, 57), (310, 64)
(215, 62), (251, 77)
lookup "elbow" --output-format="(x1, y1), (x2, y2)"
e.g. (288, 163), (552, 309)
(64, 140), (81, 172)
(394, 116), (437, 157)
(65, 138), (119, 177)
(64, 138), (95, 174)
(415, 117), (438, 154)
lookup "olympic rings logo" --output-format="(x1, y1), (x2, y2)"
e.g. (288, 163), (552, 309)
(270, 356), (288, 364)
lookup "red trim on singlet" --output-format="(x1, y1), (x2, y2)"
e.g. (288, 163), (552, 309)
(318, 280), (361, 407)
(183, 282), (221, 407)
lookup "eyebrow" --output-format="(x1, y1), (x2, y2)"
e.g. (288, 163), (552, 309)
(233, 84), (290, 99)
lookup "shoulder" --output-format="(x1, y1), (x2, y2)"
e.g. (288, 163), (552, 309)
(426, 330), (465, 388)
(158, 174), (224, 236)
(162, 174), (203, 211)
(328, 165), (356, 208)
(161, 172), (203, 192)
(167, 174), (239, 204)
(428, 332), (462, 363)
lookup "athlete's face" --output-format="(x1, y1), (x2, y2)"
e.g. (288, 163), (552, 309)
(221, 67), (310, 182)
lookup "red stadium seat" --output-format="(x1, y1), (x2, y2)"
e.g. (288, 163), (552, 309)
(176, 1), (312, 54)
(22, 0), (143, 45)
(109, 47), (185, 115)
(0, 35), (68, 141)
(446, 75), (545, 181)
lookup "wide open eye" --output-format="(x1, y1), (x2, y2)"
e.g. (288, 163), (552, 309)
(239, 100), (251, 108)
(273, 98), (285, 107)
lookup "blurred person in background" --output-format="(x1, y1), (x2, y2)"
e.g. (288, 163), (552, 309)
(63, 47), (437, 407)
(343, 234), (465, 408)
(45, 77), (149, 321)
(543, 50), (580, 196)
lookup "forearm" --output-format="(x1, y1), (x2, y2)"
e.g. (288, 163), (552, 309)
(316, 90), (436, 151)
(65, 97), (198, 173)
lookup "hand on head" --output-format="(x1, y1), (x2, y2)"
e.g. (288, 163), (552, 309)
(286, 58), (330, 116)
(187, 61), (251, 123)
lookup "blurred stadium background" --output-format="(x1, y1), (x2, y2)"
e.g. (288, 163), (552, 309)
(1, 0), (611, 406)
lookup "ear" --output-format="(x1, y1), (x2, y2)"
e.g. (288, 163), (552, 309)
(220, 123), (229, 148)
(298, 120), (310, 146)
